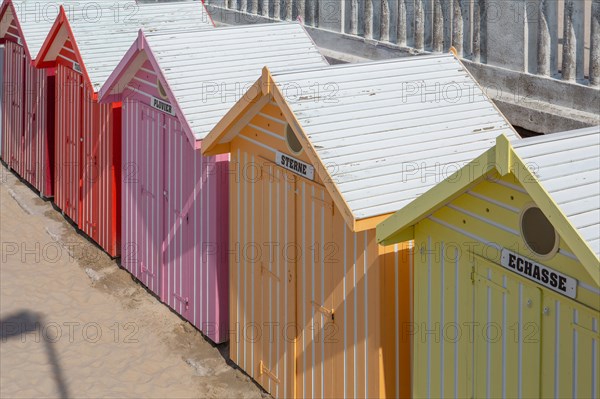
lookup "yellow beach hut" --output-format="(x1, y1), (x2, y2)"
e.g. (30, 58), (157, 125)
(377, 128), (600, 398)
(202, 54), (520, 398)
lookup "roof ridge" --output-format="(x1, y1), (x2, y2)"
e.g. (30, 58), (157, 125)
(271, 53), (454, 77)
(513, 127), (600, 148)
(143, 21), (299, 37)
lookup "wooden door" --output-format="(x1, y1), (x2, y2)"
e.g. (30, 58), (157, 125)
(81, 84), (100, 243)
(4, 41), (24, 174)
(473, 256), (542, 398)
(55, 66), (83, 224)
(23, 62), (37, 187)
(257, 163), (297, 398)
(130, 103), (163, 295)
(162, 115), (193, 320)
(294, 175), (335, 399)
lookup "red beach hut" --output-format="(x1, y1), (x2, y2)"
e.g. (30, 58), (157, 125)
(0, 0), (63, 197)
(98, 23), (328, 343)
(34, 1), (213, 256)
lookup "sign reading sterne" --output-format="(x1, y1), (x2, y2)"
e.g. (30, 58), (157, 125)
(500, 249), (577, 299)
(276, 151), (315, 181)
(151, 96), (176, 116)
(73, 62), (82, 74)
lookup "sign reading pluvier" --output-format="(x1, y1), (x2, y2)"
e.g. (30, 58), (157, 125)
(500, 248), (577, 298)
(151, 96), (176, 116)
(276, 151), (315, 180)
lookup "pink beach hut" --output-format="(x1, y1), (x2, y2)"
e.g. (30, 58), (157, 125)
(33, 1), (213, 257)
(99, 23), (327, 343)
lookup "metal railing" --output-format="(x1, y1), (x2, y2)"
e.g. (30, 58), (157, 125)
(209, 0), (600, 87)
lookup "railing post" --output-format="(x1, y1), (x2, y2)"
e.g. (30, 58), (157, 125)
(537, 0), (551, 76)
(261, 0), (269, 16)
(273, 0), (281, 19)
(536, 0), (559, 77)
(397, 0), (407, 46)
(365, 0), (374, 39)
(285, 0), (292, 20)
(432, 0), (444, 53)
(297, 0), (305, 21)
(452, 0), (464, 57)
(240, 0), (247, 13)
(414, 0), (425, 50)
(307, 0), (316, 26)
(226, 0), (234, 9)
(591, 0), (600, 86)
(473, 0), (484, 62)
(250, 0), (258, 14)
(350, 0), (358, 35)
(381, 0), (391, 42)
(562, 0), (577, 81)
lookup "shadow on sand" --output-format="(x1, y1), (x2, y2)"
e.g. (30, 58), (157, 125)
(0, 310), (69, 398)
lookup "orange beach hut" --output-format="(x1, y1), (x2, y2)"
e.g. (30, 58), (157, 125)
(202, 54), (520, 398)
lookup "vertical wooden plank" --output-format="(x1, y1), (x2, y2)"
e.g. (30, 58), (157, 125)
(520, 283), (541, 398)
(380, 247), (397, 399)
(441, 243), (456, 399)
(330, 208), (347, 399)
(346, 223), (357, 399)
(322, 187), (334, 399)
(366, 230), (380, 399)
(229, 148), (240, 364)
(574, 309), (597, 399)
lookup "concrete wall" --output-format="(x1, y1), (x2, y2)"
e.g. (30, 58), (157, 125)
(204, 0), (600, 134)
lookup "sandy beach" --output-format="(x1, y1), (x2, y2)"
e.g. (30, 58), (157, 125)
(0, 164), (268, 399)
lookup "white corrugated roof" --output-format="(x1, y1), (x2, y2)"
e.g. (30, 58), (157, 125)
(6, 0), (68, 59)
(144, 22), (328, 140)
(66, 1), (213, 90)
(271, 54), (520, 220)
(5, 0), (133, 59)
(513, 127), (600, 257)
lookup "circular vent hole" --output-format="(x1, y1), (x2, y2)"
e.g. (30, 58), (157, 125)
(285, 124), (303, 155)
(157, 79), (168, 100)
(520, 206), (558, 258)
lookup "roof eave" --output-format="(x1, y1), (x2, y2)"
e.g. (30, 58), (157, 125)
(376, 134), (600, 286)
(203, 68), (360, 231)
(98, 30), (145, 103)
(376, 143), (499, 246)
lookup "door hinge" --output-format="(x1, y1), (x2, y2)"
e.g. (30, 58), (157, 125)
(311, 301), (334, 321)
(140, 185), (155, 199)
(261, 262), (280, 282)
(173, 293), (189, 310)
(259, 361), (280, 384)
(140, 262), (156, 278)
(85, 220), (97, 230)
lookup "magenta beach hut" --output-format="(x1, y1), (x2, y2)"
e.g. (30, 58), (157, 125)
(99, 23), (327, 343)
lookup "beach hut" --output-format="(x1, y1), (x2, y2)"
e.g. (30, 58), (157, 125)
(0, 43), (3, 156)
(97, 23), (328, 344)
(33, 1), (213, 257)
(377, 128), (600, 398)
(0, 0), (63, 197)
(201, 54), (520, 398)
